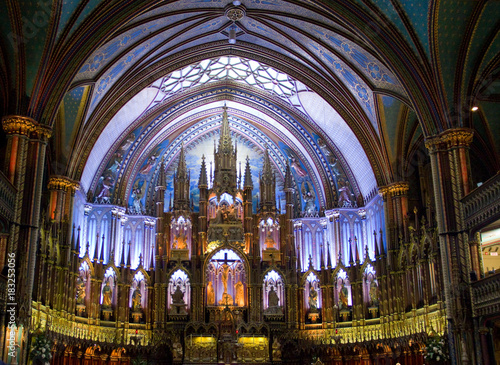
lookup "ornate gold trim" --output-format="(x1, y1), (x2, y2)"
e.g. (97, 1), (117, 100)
(48, 175), (79, 192)
(378, 181), (409, 198)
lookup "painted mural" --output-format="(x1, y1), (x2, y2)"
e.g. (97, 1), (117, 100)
(128, 141), (169, 215)
(93, 127), (143, 204)
(279, 142), (319, 216)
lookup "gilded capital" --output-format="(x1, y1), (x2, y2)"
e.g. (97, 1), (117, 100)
(378, 182), (409, 198)
(425, 128), (473, 152)
(33, 124), (53, 140)
(2, 115), (37, 136)
(48, 175), (79, 192)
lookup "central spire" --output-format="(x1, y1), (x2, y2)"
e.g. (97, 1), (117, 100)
(212, 104), (238, 198)
(218, 104), (233, 154)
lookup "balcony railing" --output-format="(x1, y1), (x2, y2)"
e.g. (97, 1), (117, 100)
(462, 172), (500, 230)
(472, 270), (500, 318)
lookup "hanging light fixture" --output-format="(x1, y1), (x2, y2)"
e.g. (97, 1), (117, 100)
(228, 25), (237, 44)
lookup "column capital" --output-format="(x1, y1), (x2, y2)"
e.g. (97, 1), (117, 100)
(48, 175), (79, 192)
(425, 128), (474, 152)
(32, 124), (53, 141)
(2, 115), (37, 136)
(378, 181), (409, 199)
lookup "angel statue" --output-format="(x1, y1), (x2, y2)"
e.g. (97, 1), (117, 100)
(301, 181), (316, 214)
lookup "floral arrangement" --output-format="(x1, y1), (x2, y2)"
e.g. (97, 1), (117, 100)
(424, 335), (449, 363)
(30, 335), (53, 363)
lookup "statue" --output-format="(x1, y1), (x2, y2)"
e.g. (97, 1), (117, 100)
(207, 281), (215, 305)
(102, 280), (113, 308)
(268, 286), (279, 307)
(214, 204), (226, 224)
(309, 285), (318, 312)
(339, 283), (348, 309)
(172, 285), (185, 304)
(369, 280), (379, 306)
(219, 263), (233, 305)
(132, 287), (142, 311)
(221, 263), (230, 293)
(272, 338), (282, 361)
(235, 281), (244, 307)
(76, 276), (86, 304)
(173, 230), (187, 249)
(265, 231), (276, 249)
(173, 341), (183, 360)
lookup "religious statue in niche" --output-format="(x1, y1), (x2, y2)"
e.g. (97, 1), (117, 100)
(265, 231), (276, 249)
(213, 202), (238, 224)
(339, 283), (349, 310)
(170, 284), (188, 315)
(173, 230), (188, 250)
(272, 338), (282, 361)
(102, 279), (113, 309)
(172, 285), (185, 304)
(309, 284), (318, 313)
(268, 286), (279, 307)
(207, 281), (215, 305)
(172, 341), (183, 361)
(235, 281), (244, 307)
(369, 280), (379, 307)
(76, 276), (86, 305)
(132, 287), (142, 311)
(219, 263), (233, 305)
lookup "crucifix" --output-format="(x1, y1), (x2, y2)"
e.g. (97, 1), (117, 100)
(215, 252), (239, 305)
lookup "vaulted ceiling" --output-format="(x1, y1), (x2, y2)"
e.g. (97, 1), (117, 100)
(1, 0), (499, 211)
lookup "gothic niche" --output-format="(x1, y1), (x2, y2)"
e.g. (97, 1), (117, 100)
(263, 270), (284, 317)
(206, 249), (246, 307)
(207, 193), (244, 247)
(130, 271), (146, 323)
(260, 217), (280, 262)
(305, 272), (321, 323)
(336, 269), (352, 321)
(101, 267), (117, 320)
(363, 264), (379, 318)
(168, 269), (190, 316)
(170, 215), (191, 261)
(76, 261), (90, 316)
